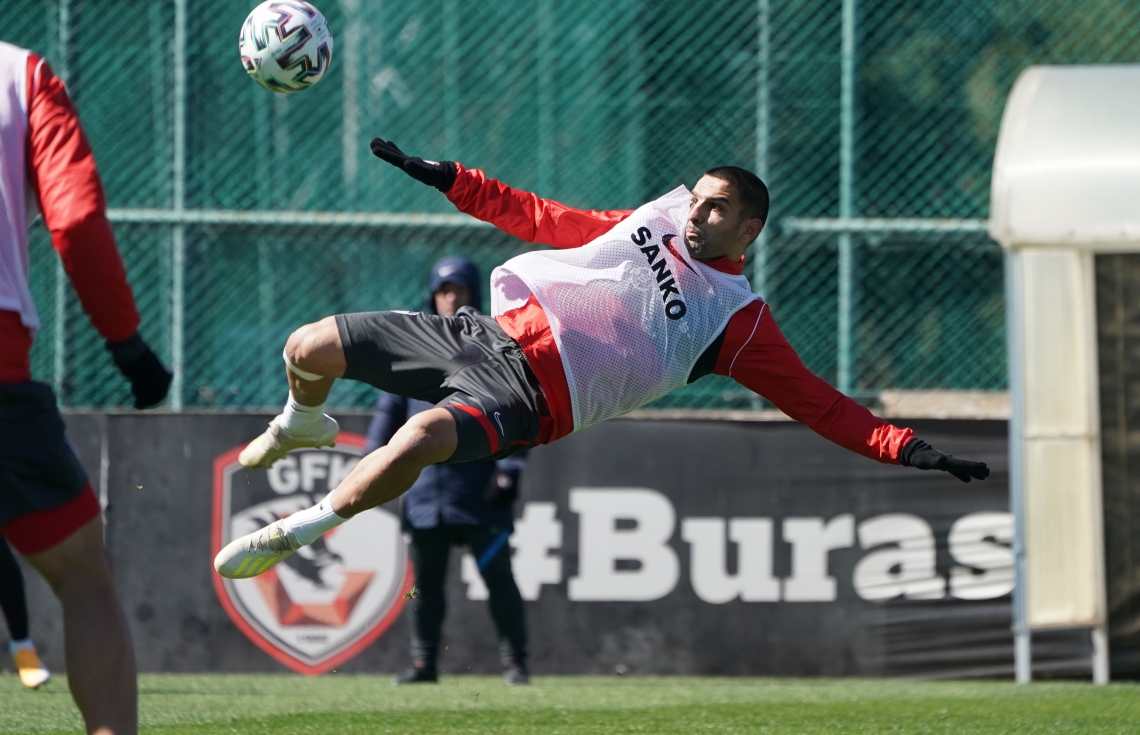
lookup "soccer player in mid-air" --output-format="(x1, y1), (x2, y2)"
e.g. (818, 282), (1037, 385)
(215, 139), (990, 578)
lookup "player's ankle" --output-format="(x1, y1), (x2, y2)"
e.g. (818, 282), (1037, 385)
(9, 638), (34, 656)
(280, 396), (326, 432)
(282, 497), (348, 548)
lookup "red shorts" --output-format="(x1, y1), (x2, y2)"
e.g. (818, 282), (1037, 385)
(0, 484), (100, 555)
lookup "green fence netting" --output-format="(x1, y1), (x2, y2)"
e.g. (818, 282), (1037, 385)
(5, 0), (1139, 410)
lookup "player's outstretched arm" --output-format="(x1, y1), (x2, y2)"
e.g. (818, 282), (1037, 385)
(715, 302), (989, 482)
(369, 137), (631, 248)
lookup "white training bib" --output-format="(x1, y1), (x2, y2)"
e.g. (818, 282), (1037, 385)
(491, 185), (757, 431)
(0, 41), (38, 333)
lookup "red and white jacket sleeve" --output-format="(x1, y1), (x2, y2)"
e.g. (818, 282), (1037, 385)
(27, 55), (140, 343)
(446, 163), (632, 248)
(714, 300), (914, 463)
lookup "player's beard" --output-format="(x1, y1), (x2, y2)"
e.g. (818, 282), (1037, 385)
(685, 226), (707, 256)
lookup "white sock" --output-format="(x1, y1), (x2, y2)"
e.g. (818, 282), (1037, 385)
(283, 497), (348, 548)
(280, 396), (326, 433)
(9, 638), (33, 655)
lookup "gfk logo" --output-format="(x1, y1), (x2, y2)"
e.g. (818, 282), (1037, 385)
(212, 434), (412, 675)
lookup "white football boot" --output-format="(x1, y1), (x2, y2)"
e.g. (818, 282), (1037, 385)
(238, 413), (339, 469)
(214, 519), (299, 579)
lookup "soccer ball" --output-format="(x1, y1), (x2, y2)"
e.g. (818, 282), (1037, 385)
(239, 1), (334, 94)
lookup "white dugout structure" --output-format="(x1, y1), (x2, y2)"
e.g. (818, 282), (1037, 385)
(991, 64), (1140, 684)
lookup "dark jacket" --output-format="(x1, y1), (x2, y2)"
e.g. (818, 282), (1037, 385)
(363, 256), (523, 531)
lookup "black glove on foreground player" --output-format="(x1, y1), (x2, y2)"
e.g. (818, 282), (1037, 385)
(106, 332), (173, 409)
(901, 438), (989, 483)
(370, 139), (457, 192)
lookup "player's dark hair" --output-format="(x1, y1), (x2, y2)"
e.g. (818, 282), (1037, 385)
(703, 166), (769, 223)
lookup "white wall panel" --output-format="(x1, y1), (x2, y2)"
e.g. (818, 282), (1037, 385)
(1016, 249), (1105, 629)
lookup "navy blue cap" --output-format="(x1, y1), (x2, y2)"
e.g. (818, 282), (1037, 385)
(426, 256), (482, 314)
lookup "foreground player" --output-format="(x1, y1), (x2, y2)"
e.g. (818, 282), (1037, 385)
(0, 42), (170, 735)
(216, 140), (989, 578)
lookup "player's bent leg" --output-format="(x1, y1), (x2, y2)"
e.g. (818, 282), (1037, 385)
(239, 317), (345, 469)
(330, 407), (458, 516)
(26, 517), (137, 735)
(217, 408), (458, 579)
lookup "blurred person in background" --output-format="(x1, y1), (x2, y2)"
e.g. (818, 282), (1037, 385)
(0, 540), (50, 688)
(364, 256), (529, 686)
(0, 41), (171, 735)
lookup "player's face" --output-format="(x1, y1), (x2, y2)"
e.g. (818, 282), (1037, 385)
(685, 176), (764, 261)
(434, 282), (472, 317)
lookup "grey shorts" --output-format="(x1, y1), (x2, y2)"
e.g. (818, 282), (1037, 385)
(336, 308), (545, 463)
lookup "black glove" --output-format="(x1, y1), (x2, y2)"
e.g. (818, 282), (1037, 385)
(369, 139), (457, 192)
(900, 438), (990, 483)
(106, 332), (172, 409)
(484, 469), (520, 508)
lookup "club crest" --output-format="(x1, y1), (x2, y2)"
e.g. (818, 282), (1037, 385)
(212, 433), (411, 675)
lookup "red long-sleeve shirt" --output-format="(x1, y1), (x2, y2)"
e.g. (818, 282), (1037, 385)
(447, 163), (913, 463)
(0, 54), (140, 383)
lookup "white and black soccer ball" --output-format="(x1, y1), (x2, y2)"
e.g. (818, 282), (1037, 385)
(239, 1), (334, 94)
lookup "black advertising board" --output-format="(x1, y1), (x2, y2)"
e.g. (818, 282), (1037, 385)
(10, 413), (1080, 678)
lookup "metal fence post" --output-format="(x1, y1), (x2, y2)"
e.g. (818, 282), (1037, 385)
(1092, 624), (1109, 684)
(253, 40), (274, 408)
(752, 0), (770, 300)
(53, 0), (72, 401)
(623, 0), (644, 207)
(837, 0), (857, 395)
(1005, 247), (1031, 684)
(257, 238), (275, 408)
(536, 0), (554, 194)
(170, 0), (187, 411)
(442, 0), (458, 159)
(341, 0), (361, 206)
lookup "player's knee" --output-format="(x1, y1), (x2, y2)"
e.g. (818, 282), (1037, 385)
(285, 316), (341, 373)
(27, 519), (116, 595)
(390, 409), (458, 467)
(283, 321), (320, 368)
(57, 548), (117, 601)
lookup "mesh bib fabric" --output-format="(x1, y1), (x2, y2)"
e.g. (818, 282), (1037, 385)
(491, 185), (757, 431)
(0, 42), (36, 333)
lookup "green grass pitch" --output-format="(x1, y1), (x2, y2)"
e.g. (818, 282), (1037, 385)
(2, 673), (1138, 734)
